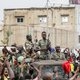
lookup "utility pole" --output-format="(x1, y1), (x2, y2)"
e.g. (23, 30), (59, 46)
(47, 0), (49, 27)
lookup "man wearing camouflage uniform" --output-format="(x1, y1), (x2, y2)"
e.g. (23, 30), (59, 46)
(25, 34), (36, 59)
(53, 46), (65, 60)
(38, 31), (51, 60)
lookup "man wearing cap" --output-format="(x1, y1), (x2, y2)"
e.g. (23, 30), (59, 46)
(24, 34), (36, 59)
(53, 46), (65, 60)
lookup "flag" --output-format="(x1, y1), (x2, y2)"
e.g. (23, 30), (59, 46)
(69, 0), (80, 4)
(62, 61), (71, 74)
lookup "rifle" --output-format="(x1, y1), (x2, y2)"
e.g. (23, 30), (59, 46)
(48, 33), (50, 41)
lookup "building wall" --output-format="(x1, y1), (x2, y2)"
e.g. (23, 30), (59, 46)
(4, 7), (76, 48)
(0, 25), (4, 45)
(75, 5), (80, 48)
(53, 8), (75, 30)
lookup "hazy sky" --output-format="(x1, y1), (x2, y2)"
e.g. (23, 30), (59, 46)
(0, 0), (69, 24)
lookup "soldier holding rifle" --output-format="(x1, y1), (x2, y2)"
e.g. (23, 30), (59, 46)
(38, 31), (51, 60)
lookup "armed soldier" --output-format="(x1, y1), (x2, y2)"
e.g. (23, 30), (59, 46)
(24, 34), (36, 59)
(38, 31), (51, 60)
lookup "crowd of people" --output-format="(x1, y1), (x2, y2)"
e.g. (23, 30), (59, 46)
(0, 31), (80, 80)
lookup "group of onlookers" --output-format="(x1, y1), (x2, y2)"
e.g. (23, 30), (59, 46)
(0, 31), (80, 80)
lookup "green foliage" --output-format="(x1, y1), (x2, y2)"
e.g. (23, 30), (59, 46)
(1, 30), (13, 45)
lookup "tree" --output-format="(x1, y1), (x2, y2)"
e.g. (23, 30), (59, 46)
(1, 30), (13, 45)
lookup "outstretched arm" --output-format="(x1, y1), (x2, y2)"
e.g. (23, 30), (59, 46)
(31, 64), (41, 80)
(69, 66), (79, 80)
(5, 59), (15, 80)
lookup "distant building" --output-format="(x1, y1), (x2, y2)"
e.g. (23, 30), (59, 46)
(69, 0), (80, 4)
(4, 6), (77, 48)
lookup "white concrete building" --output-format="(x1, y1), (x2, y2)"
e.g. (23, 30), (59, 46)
(75, 5), (80, 48)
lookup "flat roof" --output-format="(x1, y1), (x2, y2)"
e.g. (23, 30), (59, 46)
(4, 5), (75, 11)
